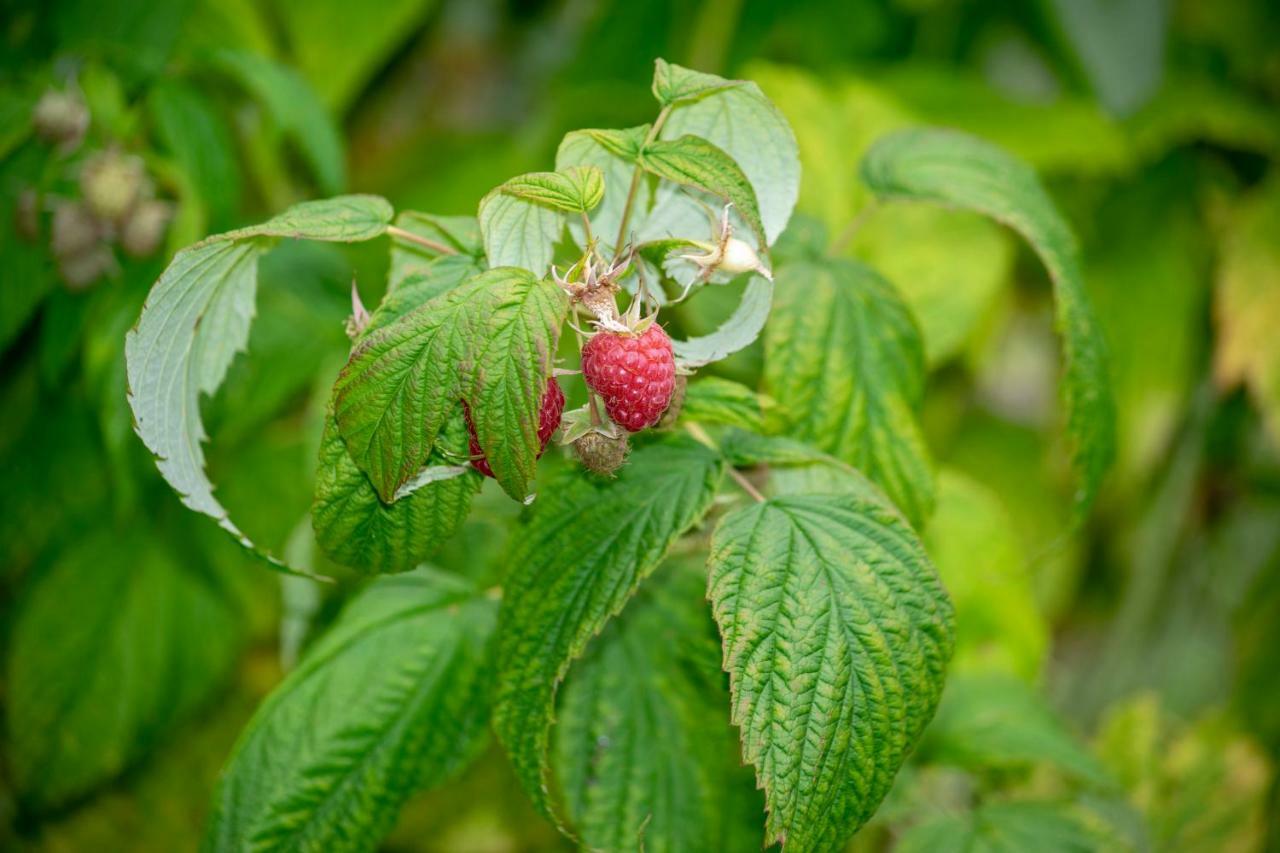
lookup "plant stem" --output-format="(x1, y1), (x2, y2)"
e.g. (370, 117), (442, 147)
(386, 224), (458, 256)
(580, 211), (595, 249)
(828, 201), (880, 255)
(613, 106), (672, 249)
(684, 422), (766, 503)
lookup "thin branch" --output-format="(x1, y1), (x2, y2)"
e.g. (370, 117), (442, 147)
(684, 422), (766, 503)
(386, 224), (458, 256)
(828, 201), (881, 255)
(613, 105), (672, 249)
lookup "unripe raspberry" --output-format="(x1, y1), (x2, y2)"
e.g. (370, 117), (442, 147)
(80, 150), (146, 222)
(573, 431), (630, 476)
(464, 377), (565, 478)
(120, 199), (172, 258)
(657, 374), (688, 429)
(581, 324), (676, 432)
(33, 89), (89, 149)
(50, 201), (101, 258)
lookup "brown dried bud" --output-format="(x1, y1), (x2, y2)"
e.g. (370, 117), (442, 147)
(573, 430), (630, 476)
(50, 200), (102, 258)
(58, 244), (115, 290)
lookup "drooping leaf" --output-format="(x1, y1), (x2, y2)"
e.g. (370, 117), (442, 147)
(311, 409), (481, 575)
(204, 570), (496, 852)
(764, 255), (934, 526)
(478, 188), (561, 274)
(707, 493), (954, 851)
(125, 195), (393, 559)
(920, 672), (1111, 787)
(638, 134), (766, 249)
(491, 438), (725, 831)
(896, 801), (1101, 853)
(554, 559), (764, 851)
(333, 268), (566, 502)
(208, 48), (345, 194)
(861, 128), (1115, 516)
(500, 166), (605, 214)
(7, 530), (243, 811)
(651, 58), (736, 106)
(370, 254), (483, 336)
(671, 274), (774, 368)
(850, 205), (1013, 366)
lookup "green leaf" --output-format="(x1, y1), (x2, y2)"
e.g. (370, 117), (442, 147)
(656, 78), (800, 247)
(651, 58), (736, 106)
(554, 559), (764, 851)
(679, 376), (770, 431)
(896, 801), (1100, 853)
(205, 570), (496, 851)
(707, 493), (954, 851)
(477, 190), (561, 275)
(1214, 178), (1280, 446)
(7, 530), (243, 811)
(671, 274), (774, 368)
(500, 166), (605, 214)
(371, 254), (483, 337)
(919, 672), (1110, 787)
(764, 256), (934, 526)
(638, 134), (767, 249)
(334, 268), (567, 502)
(861, 128), (1116, 516)
(491, 438), (725, 831)
(312, 409), (481, 574)
(925, 470), (1047, 680)
(208, 48), (345, 194)
(389, 211), (483, 291)
(850, 205), (1013, 366)
(556, 126), (651, 254)
(126, 195), (393, 559)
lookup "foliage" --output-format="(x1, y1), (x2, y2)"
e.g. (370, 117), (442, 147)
(3, 1), (1279, 851)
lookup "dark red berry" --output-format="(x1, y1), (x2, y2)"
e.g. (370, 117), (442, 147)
(581, 324), (676, 432)
(464, 376), (565, 478)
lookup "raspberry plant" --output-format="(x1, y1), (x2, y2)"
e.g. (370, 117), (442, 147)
(126, 59), (1113, 852)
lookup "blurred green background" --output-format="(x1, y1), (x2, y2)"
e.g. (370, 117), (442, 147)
(2, 0), (1279, 850)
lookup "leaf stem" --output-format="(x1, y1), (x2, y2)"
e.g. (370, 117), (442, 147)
(684, 422), (766, 503)
(386, 224), (458, 256)
(828, 201), (880, 255)
(614, 105), (672, 249)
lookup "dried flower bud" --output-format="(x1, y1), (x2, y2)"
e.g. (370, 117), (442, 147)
(50, 200), (102, 258)
(33, 89), (89, 149)
(573, 430), (630, 476)
(80, 150), (146, 222)
(120, 199), (172, 257)
(15, 189), (40, 242)
(58, 243), (115, 290)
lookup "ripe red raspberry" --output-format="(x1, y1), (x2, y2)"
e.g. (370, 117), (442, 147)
(582, 324), (676, 432)
(464, 377), (565, 478)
